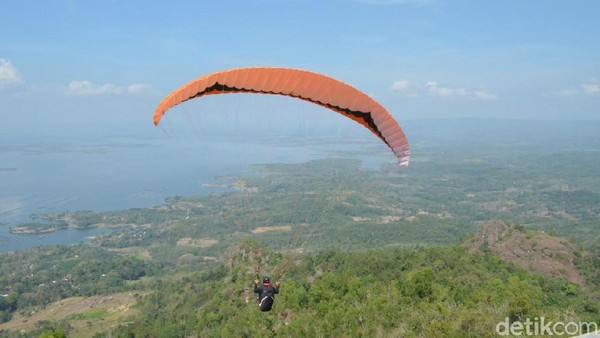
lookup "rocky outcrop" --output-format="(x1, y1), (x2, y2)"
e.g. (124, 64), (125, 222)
(466, 220), (585, 285)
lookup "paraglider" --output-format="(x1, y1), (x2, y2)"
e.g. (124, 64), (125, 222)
(254, 275), (281, 312)
(152, 66), (410, 167)
(153, 67), (410, 313)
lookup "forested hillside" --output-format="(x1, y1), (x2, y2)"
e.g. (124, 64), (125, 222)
(1, 230), (599, 337)
(11, 238), (596, 337)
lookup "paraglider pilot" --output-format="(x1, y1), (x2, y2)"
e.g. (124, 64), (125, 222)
(254, 276), (280, 311)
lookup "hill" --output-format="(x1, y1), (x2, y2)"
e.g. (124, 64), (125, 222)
(466, 220), (585, 285)
(91, 240), (600, 337)
(2, 237), (599, 337)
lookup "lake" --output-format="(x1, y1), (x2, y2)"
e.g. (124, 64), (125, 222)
(0, 130), (388, 253)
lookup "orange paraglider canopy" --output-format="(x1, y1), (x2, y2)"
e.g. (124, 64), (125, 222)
(153, 67), (410, 167)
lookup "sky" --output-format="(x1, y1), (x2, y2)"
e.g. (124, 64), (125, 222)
(1, 0), (600, 141)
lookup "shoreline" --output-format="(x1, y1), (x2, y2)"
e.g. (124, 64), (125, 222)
(9, 225), (68, 234)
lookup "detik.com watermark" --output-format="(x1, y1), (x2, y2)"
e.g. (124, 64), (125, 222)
(496, 317), (598, 336)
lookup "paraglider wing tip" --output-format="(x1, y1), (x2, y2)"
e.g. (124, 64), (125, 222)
(152, 113), (162, 126)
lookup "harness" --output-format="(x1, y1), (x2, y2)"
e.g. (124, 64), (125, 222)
(258, 295), (274, 311)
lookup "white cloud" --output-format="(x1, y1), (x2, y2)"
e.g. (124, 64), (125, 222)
(391, 79), (420, 97)
(0, 58), (22, 86)
(581, 83), (600, 95)
(473, 90), (498, 101)
(391, 80), (411, 91)
(552, 82), (600, 97)
(67, 80), (123, 95)
(67, 80), (155, 96)
(425, 81), (467, 97)
(391, 79), (497, 100)
(127, 83), (155, 94)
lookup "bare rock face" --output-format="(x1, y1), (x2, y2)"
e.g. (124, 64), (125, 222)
(467, 220), (585, 285)
(475, 220), (512, 247)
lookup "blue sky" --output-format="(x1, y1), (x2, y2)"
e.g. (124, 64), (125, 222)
(1, 0), (599, 140)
